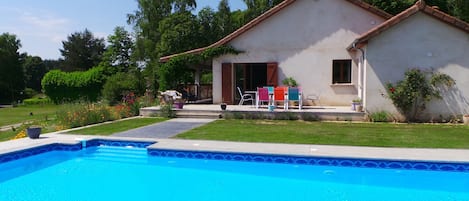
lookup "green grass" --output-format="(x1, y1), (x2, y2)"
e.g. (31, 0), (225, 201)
(0, 104), (59, 126)
(177, 119), (469, 149)
(66, 117), (167, 136)
(0, 119), (60, 142)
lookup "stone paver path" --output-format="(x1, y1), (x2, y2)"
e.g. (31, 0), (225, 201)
(111, 118), (216, 139)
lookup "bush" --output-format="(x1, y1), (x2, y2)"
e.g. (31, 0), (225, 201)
(56, 102), (113, 129)
(368, 111), (390, 122)
(101, 72), (144, 105)
(42, 67), (105, 104)
(385, 69), (454, 122)
(23, 97), (51, 105)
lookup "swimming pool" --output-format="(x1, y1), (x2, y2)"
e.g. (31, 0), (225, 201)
(1, 139), (469, 201)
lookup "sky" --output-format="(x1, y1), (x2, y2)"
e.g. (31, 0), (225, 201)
(0, 0), (246, 60)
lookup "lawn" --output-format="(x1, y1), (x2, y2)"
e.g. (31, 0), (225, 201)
(177, 119), (469, 149)
(0, 104), (59, 127)
(66, 117), (167, 136)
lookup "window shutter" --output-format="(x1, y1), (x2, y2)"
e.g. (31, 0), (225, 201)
(267, 62), (278, 87)
(221, 63), (233, 104)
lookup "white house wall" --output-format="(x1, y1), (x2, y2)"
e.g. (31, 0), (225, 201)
(365, 12), (469, 119)
(212, 0), (386, 104)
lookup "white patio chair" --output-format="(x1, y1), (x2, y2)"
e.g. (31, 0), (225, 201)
(237, 87), (254, 105)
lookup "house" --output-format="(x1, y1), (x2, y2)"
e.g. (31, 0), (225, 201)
(161, 0), (469, 119)
(349, 0), (469, 119)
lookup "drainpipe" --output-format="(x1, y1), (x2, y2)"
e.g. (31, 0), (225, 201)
(352, 42), (365, 107)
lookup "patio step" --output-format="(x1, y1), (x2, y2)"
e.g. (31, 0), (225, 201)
(175, 110), (222, 119)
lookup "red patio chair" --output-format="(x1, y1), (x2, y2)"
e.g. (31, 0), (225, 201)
(274, 87), (287, 110)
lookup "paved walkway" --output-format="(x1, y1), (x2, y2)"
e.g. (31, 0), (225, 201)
(111, 118), (216, 139)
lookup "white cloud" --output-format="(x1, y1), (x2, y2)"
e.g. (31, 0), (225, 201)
(20, 12), (69, 29)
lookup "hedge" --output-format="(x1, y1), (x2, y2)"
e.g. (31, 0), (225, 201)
(41, 67), (105, 104)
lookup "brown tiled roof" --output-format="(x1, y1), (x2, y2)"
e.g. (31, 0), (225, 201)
(349, 0), (469, 49)
(160, 0), (392, 62)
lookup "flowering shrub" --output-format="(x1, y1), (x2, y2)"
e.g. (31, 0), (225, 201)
(385, 69), (454, 122)
(57, 103), (113, 128)
(12, 130), (27, 139)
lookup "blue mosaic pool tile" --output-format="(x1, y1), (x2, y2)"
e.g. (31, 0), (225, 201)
(85, 139), (155, 148)
(147, 148), (469, 173)
(0, 143), (81, 164)
(0, 139), (154, 165)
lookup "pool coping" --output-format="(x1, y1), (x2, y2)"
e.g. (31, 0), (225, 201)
(1, 133), (469, 164)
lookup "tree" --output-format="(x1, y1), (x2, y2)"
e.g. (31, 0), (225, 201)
(363, 0), (415, 15)
(100, 27), (135, 75)
(215, 0), (234, 40)
(60, 29), (105, 72)
(197, 7), (217, 46)
(447, 0), (469, 22)
(242, 0), (283, 22)
(0, 33), (24, 103)
(158, 12), (202, 56)
(23, 55), (46, 92)
(173, 0), (197, 13)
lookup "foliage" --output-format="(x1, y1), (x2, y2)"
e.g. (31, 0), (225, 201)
(368, 111), (391, 122)
(159, 46), (240, 90)
(385, 69), (455, 122)
(282, 77), (298, 87)
(0, 33), (24, 104)
(41, 67), (106, 104)
(56, 102), (113, 129)
(159, 104), (176, 118)
(215, 0), (234, 39)
(242, 0), (283, 23)
(23, 55), (47, 92)
(158, 11), (202, 56)
(363, 0), (414, 15)
(102, 72), (145, 105)
(23, 97), (51, 105)
(364, 0), (469, 22)
(60, 29), (105, 72)
(99, 27), (136, 76)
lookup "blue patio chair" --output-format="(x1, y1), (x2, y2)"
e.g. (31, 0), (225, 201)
(287, 87), (302, 110)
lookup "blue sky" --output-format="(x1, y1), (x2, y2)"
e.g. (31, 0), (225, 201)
(0, 0), (246, 60)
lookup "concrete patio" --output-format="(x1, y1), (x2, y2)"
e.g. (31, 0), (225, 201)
(140, 104), (366, 121)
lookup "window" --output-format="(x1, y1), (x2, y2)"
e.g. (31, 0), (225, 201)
(332, 60), (352, 84)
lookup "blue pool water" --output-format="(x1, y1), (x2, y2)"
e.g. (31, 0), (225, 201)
(1, 144), (469, 201)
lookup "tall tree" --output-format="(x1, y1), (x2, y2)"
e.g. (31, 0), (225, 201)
(23, 55), (46, 92)
(100, 26), (135, 75)
(0, 33), (24, 103)
(447, 0), (469, 22)
(60, 29), (105, 72)
(173, 0), (197, 13)
(242, 0), (283, 22)
(158, 12), (201, 56)
(363, 0), (415, 15)
(215, 0), (234, 40)
(128, 0), (174, 92)
(197, 7), (218, 46)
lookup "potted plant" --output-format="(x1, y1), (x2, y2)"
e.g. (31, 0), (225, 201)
(352, 98), (362, 111)
(173, 98), (185, 109)
(282, 77), (298, 87)
(220, 103), (227, 110)
(26, 126), (41, 139)
(463, 114), (469, 125)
